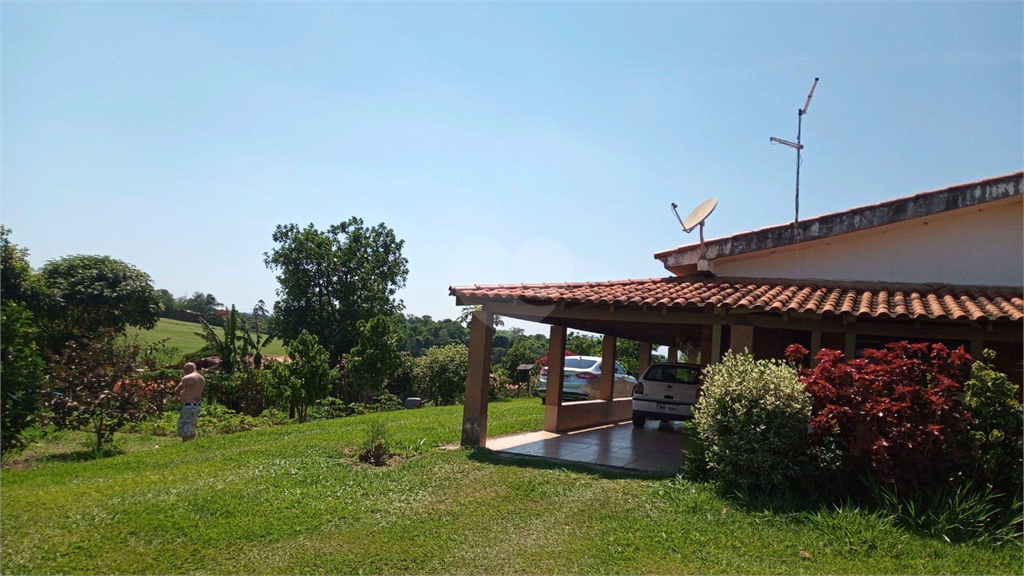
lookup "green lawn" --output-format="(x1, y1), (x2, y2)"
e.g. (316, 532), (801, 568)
(1, 399), (1019, 575)
(125, 318), (287, 359)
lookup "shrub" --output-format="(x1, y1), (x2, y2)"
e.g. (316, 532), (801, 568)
(694, 350), (813, 490)
(792, 342), (971, 492)
(414, 344), (468, 406)
(358, 417), (391, 466)
(42, 332), (169, 452)
(959, 350), (1023, 496)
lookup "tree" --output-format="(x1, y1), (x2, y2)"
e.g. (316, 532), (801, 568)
(400, 314), (469, 356)
(0, 227), (48, 312)
(264, 218), (409, 365)
(500, 339), (543, 396)
(38, 255), (160, 351)
(41, 331), (168, 452)
(269, 330), (336, 422)
(177, 292), (224, 325)
(414, 344), (469, 406)
(1, 303), (45, 454)
(345, 315), (403, 403)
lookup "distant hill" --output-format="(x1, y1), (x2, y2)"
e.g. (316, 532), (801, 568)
(125, 318), (287, 358)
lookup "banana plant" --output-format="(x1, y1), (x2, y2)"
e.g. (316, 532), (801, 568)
(194, 305), (241, 373)
(239, 300), (275, 370)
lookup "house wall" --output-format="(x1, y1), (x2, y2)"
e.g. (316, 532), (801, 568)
(710, 196), (1022, 287)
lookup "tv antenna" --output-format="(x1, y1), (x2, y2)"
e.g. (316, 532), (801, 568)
(672, 197), (718, 269)
(770, 77), (819, 239)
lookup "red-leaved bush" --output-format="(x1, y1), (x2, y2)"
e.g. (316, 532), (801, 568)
(786, 342), (972, 492)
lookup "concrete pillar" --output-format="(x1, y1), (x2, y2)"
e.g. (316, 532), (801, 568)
(638, 342), (652, 375)
(599, 334), (616, 400)
(461, 309), (495, 447)
(810, 330), (822, 366)
(730, 325), (754, 355)
(667, 346), (679, 364)
(844, 333), (857, 361)
(711, 324), (722, 363)
(543, 325), (567, 432)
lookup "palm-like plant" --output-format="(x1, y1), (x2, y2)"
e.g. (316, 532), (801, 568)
(194, 305), (241, 373)
(240, 300), (275, 370)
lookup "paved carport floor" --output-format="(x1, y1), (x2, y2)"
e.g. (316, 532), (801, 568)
(486, 420), (688, 473)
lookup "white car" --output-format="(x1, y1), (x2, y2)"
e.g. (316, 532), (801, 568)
(632, 362), (702, 428)
(537, 356), (636, 403)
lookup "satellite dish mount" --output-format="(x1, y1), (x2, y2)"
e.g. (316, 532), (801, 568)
(672, 197), (718, 270)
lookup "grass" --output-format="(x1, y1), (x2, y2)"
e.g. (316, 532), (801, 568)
(2, 398), (1020, 575)
(124, 318), (288, 360)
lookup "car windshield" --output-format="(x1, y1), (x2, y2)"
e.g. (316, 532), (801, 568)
(644, 365), (700, 384)
(564, 358), (599, 369)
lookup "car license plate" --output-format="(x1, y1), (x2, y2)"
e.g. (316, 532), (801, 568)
(657, 403), (678, 412)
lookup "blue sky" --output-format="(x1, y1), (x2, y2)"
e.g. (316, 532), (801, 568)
(3, 2), (1021, 334)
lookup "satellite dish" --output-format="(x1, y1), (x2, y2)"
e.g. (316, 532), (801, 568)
(671, 197), (719, 272)
(681, 197), (718, 232)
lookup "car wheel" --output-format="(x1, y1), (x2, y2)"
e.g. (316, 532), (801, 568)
(632, 415), (646, 428)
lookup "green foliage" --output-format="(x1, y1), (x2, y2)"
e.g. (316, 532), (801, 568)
(358, 417), (392, 466)
(128, 403), (289, 437)
(38, 254), (161, 352)
(203, 369), (274, 416)
(0, 303), (45, 454)
(194, 304), (243, 373)
(41, 332), (169, 452)
(457, 305), (503, 329)
(414, 343), (469, 406)
(498, 339), (542, 393)
(170, 291), (223, 325)
(269, 330), (337, 422)
(400, 314), (469, 356)
(959, 350), (1023, 496)
(0, 227), (48, 313)
(345, 315), (403, 402)
(264, 217), (409, 365)
(870, 478), (1023, 544)
(695, 350), (815, 490)
(240, 300), (275, 369)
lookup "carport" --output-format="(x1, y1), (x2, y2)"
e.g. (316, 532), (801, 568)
(450, 277), (1022, 448)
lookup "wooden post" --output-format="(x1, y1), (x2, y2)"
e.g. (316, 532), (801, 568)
(544, 325), (567, 432)
(638, 342), (652, 375)
(845, 333), (857, 361)
(700, 325), (713, 367)
(599, 334), (616, 400)
(810, 330), (822, 366)
(461, 309), (495, 447)
(667, 346), (679, 364)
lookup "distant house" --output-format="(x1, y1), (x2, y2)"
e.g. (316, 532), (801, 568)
(451, 172), (1023, 447)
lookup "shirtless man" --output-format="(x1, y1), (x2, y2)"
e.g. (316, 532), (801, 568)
(174, 362), (206, 442)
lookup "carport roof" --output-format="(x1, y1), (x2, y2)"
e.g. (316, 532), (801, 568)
(450, 276), (1024, 323)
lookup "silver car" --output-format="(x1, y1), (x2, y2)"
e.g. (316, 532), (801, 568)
(632, 362), (702, 428)
(538, 356), (636, 403)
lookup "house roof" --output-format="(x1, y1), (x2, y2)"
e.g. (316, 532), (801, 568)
(655, 171), (1023, 269)
(450, 277), (1023, 323)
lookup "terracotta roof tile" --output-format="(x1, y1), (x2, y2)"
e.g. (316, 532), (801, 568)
(450, 277), (1023, 323)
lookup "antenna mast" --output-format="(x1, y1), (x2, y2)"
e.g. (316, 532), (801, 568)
(770, 77), (818, 240)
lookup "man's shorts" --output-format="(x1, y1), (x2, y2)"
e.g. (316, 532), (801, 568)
(178, 403), (201, 438)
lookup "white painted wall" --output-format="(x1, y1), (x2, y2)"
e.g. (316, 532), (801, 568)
(710, 196), (1023, 287)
